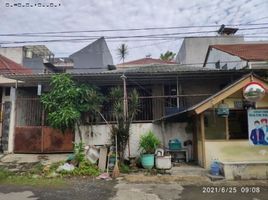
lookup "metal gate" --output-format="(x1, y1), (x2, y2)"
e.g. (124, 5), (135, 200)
(1, 102), (12, 151)
(14, 98), (74, 153)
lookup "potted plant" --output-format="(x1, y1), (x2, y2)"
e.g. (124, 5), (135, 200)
(139, 130), (161, 169)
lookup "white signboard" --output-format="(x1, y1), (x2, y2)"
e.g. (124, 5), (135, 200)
(247, 109), (268, 146)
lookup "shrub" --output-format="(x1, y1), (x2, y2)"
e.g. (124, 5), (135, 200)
(139, 130), (161, 154)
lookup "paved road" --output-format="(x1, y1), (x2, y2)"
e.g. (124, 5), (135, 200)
(0, 179), (117, 200)
(0, 179), (268, 200)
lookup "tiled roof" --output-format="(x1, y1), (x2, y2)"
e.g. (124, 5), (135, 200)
(0, 55), (32, 74)
(211, 44), (268, 61)
(117, 58), (176, 67)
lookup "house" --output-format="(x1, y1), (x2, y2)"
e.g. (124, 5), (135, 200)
(0, 45), (55, 73)
(2, 65), (252, 157)
(175, 35), (244, 67)
(116, 57), (176, 68)
(203, 43), (268, 70)
(0, 54), (32, 152)
(68, 37), (114, 73)
(1, 51), (268, 180)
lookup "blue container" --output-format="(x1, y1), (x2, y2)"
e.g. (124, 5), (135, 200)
(168, 139), (182, 150)
(141, 154), (155, 169)
(210, 161), (220, 176)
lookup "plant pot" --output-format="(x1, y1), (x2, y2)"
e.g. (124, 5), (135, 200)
(141, 154), (155, 169)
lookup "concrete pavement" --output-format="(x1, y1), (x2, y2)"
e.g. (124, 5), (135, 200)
(0, 177), (268, 200)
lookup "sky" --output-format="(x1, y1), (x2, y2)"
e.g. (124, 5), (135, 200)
(0, 0), (268, 64)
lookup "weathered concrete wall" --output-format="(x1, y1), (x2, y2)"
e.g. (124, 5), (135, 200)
(221, 161), (268, 180)
(0, 47), (23, 64)
(205, 48), (247, 69)
(205, 141), (268, 169)
(76, 122), (193, 157)
(175, 36), (244, 67)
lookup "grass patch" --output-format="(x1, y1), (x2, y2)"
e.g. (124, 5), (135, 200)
(0, 167), (66, 188)
(119, 163), (131, 174)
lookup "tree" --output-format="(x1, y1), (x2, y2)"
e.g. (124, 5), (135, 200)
(109, 87), (139, 162)
(117, 43), (129, 63)
(160, 51), (176, 61)
(41, 73), (103, 142)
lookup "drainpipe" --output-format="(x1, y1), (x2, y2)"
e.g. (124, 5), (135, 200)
(176, 76), (180, 109)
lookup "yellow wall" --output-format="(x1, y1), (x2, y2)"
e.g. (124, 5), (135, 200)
(197, 141), (203, 166)
(205, 140), (268, 169)
(215, 91), (268, 109)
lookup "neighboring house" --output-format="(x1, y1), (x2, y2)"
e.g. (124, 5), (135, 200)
(175, 35), (244, 67)
(0, 54), (32, 74)
(0, 54), (32, 153)
(203, 43), (268, 69)
(116, 57), (176, 68)
(69, 37), (114, 73)
(0, 45), (54, 73)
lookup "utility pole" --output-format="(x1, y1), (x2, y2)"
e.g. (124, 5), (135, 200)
(120, 74), (130, 157)
(121, 74), (128, 119)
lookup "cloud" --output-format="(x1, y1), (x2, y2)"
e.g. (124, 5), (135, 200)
(0, 0), (267, 63)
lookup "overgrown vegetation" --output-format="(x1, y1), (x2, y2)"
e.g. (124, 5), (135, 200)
(41, 73), (103, 141)
(0, 167), (65, 187)
(109, 87), (139, 162)
(74, 142), (85, 166)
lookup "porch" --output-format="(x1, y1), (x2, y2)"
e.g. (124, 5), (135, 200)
(162, 73), (268, 180)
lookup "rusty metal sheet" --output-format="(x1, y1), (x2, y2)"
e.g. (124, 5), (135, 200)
(14, 127), (42, 153)
(43, 127), (74, 153)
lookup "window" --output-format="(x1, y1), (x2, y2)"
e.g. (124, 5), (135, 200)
(228, 110), (248, 139)
(164, 85), (177, 108)
(204, 110), (226, 140)
(4, 87), (10, 96)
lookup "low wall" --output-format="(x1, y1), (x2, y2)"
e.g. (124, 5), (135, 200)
(220, 161), (268, 180)
(205, 141), (268, 179)
(75, 122), (192, 157)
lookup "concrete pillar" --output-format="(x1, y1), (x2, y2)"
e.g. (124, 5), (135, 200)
(8, 87), (16, 153)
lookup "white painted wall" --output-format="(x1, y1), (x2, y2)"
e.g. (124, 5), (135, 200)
(75, 122), (193, 158)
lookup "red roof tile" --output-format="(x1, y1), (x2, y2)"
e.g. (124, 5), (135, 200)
(117, 58), (176, 67)
(211, 44), (268, 61)
(0, 55), (32, 74)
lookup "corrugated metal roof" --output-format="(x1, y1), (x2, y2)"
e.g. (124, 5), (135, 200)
(117, 58), (176, 67)
(106, 64), (212, 73)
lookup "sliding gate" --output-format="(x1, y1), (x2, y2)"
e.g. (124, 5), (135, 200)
(14, 98), (73, 153)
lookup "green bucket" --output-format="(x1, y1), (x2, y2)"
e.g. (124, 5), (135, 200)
(141, 154), (155, 169)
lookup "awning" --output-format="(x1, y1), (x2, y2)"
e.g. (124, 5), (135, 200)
(153, 73), (268, 123)
(0, 76), (23, 86)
